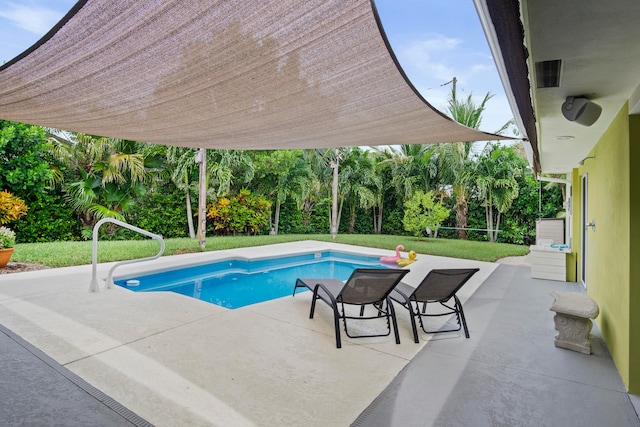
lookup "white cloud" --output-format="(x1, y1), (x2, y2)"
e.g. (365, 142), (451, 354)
(398, 34), (462, 83)
(405, 34), (462, 53)
(395, 34), (501, 90)
(395, 34), (503, 103)
(0, 2), (63, 35)
(469, 63), (493, 75)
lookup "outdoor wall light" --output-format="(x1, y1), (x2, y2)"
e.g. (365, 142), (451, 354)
(561, 96), (602, 126)
(578, 155), (595, 165)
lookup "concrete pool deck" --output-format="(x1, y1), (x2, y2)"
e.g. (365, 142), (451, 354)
(2, 240), (638, 426)
(0, 241), (495, 426)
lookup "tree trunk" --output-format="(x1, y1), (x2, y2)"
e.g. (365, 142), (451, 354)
(337, 196), (344, 233)
(493, 212), (502, 242)
(330, 158), (339, 239)
(455, 196), (468, 240)
(185, 187), (195, 239)
(488, 204), (495, 242)
(372, 207), (377, 233)
(485, 205), (491, 241)
(274, 199), (281, 235)
(81, 211), (95, 227)
(348, 204), (356, 234)
(196, 148), (207, 248)
(376, 202), (384, 234)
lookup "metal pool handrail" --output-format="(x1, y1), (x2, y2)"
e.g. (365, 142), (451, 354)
(89, 218), (165, 292)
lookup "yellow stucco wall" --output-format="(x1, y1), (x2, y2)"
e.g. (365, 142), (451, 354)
(628, 113), (640, 393)
(573, 104), (633, 391)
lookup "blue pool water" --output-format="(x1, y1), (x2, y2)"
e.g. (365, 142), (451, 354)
(114, 251), (388, 309)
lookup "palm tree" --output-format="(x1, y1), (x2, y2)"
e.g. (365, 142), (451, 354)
(251, 149), (312, 235)
(373, 144), (439, 200)
(166, 147), (254, 239)
(370, 144), (439, 234)
(166, 146), (199, 238)
(369, 151), (391, 234)
(474, 144), (526, 242)
(207, 149), (255, 196)
(312, 147), (350, 238)
(50, 134), (161, 229)
(338, 148), (378, 233)
(437, 88), (493, 239)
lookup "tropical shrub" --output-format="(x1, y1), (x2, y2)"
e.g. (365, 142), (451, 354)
(11, 190), (81, 243)
(126, 182), (192, 239)
(381, 208), (407, 236)
(302, 198), (331, 234)
(276, 199), (305, 233)
(207, 189), (271, 235)
(52, 134), (164, 228)
(0, 121), (53, 195)
(339, 206), (374, 234)
(403, 190), (450, 237)
(275, 198), (330, 234)
(0, 191), (28, 225)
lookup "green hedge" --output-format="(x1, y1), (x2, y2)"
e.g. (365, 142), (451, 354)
(125, 182), (192, 239)
(12, 190), (82, 243)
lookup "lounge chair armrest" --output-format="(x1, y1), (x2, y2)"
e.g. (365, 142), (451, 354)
(389, 286), (412, 307)
(312, 282), (338, 307)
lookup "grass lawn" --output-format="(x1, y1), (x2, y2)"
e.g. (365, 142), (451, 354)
(11, 234), (529, 268)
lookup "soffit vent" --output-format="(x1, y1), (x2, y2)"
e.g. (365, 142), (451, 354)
(535, 59), (562, 88)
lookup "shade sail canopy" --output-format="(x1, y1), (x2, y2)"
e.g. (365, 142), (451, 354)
(0, 0), (503, 149)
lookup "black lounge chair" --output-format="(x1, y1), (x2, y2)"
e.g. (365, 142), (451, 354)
(390, 268), (479, 343)
(294, 268), (410, 348)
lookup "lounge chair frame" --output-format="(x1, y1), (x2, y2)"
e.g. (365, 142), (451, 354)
(294, 268), (409, 348)
(391, 268), (479, 343)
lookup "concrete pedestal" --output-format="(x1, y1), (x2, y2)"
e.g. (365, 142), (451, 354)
(550, 291), (599, 354)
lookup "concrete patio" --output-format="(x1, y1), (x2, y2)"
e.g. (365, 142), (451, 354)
(0, 241), (638, 426)
(354, 263), (640, 426)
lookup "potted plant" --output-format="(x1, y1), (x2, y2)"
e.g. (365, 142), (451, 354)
(0, 191), (28, 268)
(0, 226), (16, 267)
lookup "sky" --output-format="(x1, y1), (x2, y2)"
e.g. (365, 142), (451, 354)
(0, 0), (513, 137)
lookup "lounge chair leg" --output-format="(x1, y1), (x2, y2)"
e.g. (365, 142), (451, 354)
(333, 306), (342, 348)
(455, 295), (470, 338)
(310, 294), (318, 319)
(391, 291), (420, 343)
(387, 298), (401, 345)
(409, 303), (420, 343)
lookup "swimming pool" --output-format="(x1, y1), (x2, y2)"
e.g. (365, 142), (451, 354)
(114, 251), (389, 309)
